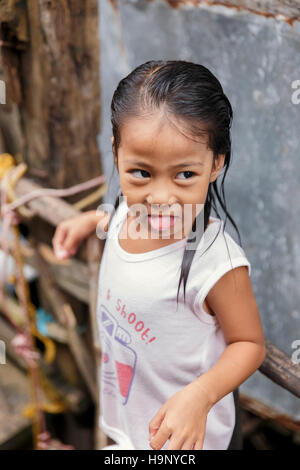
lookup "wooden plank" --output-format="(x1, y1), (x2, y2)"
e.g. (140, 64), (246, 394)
(6, 177), (80, 226)
(259, 340), (300, 399)
(240, 392), (300, 433)
(0, 0), (102, 191)
(5, 238), (90, 304)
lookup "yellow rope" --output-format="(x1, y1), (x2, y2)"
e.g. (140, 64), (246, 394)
(0, 152), (108, 214)
(0, 156), (57, 365)
(11, 222), (42, 447)
(0, 153), (14, 178)
(72, 182), (108, 210)
(0, 154), (66, 447)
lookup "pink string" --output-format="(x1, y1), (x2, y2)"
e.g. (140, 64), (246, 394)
(11, 333), (40, 368)
(1, 174), (106, 216)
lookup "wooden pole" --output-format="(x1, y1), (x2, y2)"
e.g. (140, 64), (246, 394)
(259, 340), (300, 399)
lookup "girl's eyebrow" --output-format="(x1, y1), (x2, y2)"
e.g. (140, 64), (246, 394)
(124, 160), (204, 169)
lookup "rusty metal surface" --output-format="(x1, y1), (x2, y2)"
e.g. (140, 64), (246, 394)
(98, 0), (300, 420)
(146, 0), (300, 24)
(110, 0), (300, 23)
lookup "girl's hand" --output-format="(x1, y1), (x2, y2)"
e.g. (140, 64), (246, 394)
(52, 211), (108, 260)
(148, 381), (212, 450)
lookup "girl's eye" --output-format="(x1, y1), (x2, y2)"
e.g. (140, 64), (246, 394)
(129, 169), (196, 180)
(176, 171), (196, 180)
(130, 169), (150, 178)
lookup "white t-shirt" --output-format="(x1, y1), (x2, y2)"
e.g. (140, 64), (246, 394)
(96, 198), (251, 450)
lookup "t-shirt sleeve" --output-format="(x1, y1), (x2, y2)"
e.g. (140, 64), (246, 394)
(193, 230), (251, 325)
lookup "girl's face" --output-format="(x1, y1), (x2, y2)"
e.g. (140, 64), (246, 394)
(113, 110), (225, 239)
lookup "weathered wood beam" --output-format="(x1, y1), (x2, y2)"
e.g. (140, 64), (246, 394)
(5, 239), (90, 304)
(259, 340), (300, 399)
(4, 176), (80, 225)
(240, 392), (300, 433)
(1, 0), (102, 190)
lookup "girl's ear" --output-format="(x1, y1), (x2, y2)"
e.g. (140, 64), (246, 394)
(210, 154), (225, 183)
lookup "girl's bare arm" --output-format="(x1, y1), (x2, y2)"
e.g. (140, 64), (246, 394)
(193, 265), (266, 407)
(148, 265), (266, 450)
(52, 210), (111, 259)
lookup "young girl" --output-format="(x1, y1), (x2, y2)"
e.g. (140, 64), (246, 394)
(52, 60), (266, 451)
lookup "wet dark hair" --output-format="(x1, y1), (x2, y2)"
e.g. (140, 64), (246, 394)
(107, 60), (243, 307)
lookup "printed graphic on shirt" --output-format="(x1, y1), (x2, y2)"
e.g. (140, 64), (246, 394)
(99, 305), (137, 406)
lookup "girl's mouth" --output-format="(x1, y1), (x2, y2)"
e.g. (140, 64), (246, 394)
(147, 215), (178, 231)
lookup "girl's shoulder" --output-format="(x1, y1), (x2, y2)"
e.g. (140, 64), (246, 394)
(193, 216), (251, 277)
(191, 218), (251, 323)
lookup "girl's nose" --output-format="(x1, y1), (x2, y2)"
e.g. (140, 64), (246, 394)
(146, 195), (177, 206)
